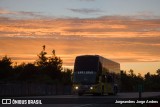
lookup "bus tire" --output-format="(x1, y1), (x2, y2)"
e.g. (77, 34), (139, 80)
(78, 93), (83, 96)
(101, 86), (104, 95)
(93, 93), (100, 96)
(108, 93), (113, 95)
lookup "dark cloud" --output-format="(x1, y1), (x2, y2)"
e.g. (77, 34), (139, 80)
(97, 15), (160, 20)
(17, 11), (44, 18)
(0, 8), (45, 18)
(68, 8), (103, 14)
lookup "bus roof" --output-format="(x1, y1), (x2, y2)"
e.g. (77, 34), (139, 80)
(75, 55), (120, 73)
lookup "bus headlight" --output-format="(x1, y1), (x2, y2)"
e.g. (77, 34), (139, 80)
(90, 86), (93, 90)
(75, 86), (79, 90)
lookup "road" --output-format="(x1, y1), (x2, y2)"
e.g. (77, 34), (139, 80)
(24, 92), (160, 98)
(1, 92), (160, 107)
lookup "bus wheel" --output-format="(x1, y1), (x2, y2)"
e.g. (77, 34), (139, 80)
(101, 86), (104, 95)
(108, 93), (113, 95)
(78, 93), (83, 96)
(114, 87), (118, 95)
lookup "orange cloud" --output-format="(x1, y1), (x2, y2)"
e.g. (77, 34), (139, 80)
(0, 16), (160, 38)
(0, 16), (160, 75)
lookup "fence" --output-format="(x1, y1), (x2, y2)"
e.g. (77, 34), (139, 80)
(0, 83), (72, 97)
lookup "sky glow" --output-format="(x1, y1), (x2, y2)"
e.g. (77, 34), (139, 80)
(0, 0), (160, 75)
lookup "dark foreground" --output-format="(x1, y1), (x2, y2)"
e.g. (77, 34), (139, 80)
(0, 92), (160, 107)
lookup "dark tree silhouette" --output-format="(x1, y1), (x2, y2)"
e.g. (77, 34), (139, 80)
(35, 46), (63, 83)
(128, 69), (135, 77)
(156, 69), (160, 76)
(121, 70), (144, 92)
(62, 68), (72, 85)
(0, 56), (12, 81)
(41, 51), (63, 83)
(0, 56), (12, 69)
(36, 48), (48, 67)
(0, 46), (160, 90)
(144, 70), (160, 91)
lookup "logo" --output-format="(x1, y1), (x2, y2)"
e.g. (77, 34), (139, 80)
(2, 99), (11, 104)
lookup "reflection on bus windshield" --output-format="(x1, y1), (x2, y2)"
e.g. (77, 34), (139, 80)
(73, 72), (97, 84)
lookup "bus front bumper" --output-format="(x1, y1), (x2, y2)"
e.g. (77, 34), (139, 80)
(73, 85), (99, 94)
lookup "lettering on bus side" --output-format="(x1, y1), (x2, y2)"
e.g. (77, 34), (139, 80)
(77, 71), (95, 74)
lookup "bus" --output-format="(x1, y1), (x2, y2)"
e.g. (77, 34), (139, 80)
(73, 55), (120, 96)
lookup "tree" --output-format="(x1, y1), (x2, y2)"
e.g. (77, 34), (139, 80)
(120, 70), (145, 92)
(0, 56), (12, 68)
(48, 52), (63, 72)
(120, 70), (134, 91)
(35, 46), (63, 83)
(62, 68), (72, 85)
(128, 69), (135, 77)
(156, 69), (160, 76)
(0, 56), (13, 81)
(36, 47), (48, 67)
(47, 50), (63, 81)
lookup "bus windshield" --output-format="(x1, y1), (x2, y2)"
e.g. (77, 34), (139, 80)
(73, 56), (100, 85)
(74, 56), (99, 71)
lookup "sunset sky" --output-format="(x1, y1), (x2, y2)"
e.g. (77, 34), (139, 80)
(0, 0), (160, 75)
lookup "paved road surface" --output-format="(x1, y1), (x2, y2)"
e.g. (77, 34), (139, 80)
(23, 92), (160, 98)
